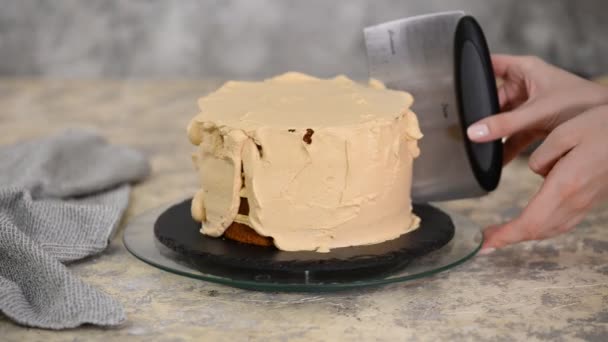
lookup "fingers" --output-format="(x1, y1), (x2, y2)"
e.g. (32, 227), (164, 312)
(497, 84), (508, 109)
(486, 172), (564, 249)
(529, 126), (579, 177)
(491, 54), (543, 76)
(528, 105), (608, 177)
(497, 82), (520, 110)
(527, 108), (595, 176)
(483, 153), (568, 249)
(482, 209), (584, 251)
(498, 79), (530, 111)
(503, 130), (543, 165)
(482, 219), (529, 250)
(483, 146), (593, 250)
(491, 54), (519, 78)
(482, 194), (556, 250)
(466, 113), (510, 143)
(556, 213), (586, 235)
(493, 54), (527, 109)
(468, 55), (544, 143)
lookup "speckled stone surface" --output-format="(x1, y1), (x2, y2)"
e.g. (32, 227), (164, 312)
(0, 80), (607, 341)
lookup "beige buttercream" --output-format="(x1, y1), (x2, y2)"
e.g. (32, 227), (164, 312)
(188, 72), (423, 252)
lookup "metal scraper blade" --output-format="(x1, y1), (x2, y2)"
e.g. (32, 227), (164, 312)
(364, 11), (465, 88)
(364, 11), (485, 203)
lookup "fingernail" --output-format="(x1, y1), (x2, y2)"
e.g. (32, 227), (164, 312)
(478, 247), (496, 255)
(467, 124), (489, 139)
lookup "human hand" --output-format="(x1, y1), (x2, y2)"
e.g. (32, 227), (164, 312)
(467, 54), (608, 165)
(480, 104), (608, 251)
(465, 54), (608, 251)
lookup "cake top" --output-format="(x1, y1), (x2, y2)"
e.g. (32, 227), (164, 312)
(191, 72), (415, 129)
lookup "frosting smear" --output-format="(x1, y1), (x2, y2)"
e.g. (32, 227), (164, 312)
(188, 72), (422, 252)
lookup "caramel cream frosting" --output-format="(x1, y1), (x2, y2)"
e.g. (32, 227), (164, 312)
(187, 72), (423, 252)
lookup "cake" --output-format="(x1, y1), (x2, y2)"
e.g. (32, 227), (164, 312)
(187, 72), (423, 252)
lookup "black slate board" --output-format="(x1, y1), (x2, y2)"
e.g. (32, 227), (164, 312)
(154, 199), (454, 280)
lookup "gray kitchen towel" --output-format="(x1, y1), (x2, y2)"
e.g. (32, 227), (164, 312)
(0, 129), (150, 329)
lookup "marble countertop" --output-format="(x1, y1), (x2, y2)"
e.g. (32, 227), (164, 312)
(0, 79), (607, 341)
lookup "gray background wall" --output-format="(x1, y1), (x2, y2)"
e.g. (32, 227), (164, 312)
(1, 0), (606, 79)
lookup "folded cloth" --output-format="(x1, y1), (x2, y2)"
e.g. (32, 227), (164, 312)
(0, 129), (149, 329)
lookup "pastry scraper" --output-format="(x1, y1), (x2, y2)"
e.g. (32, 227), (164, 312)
(364, 11), (502, 203)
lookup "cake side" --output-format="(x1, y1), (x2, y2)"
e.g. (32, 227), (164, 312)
(240, 112), (421, 252)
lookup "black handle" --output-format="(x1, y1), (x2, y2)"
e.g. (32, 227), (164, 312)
(454, 15), (502, 192)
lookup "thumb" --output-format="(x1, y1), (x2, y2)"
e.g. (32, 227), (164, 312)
(467, 100), (546, 143)
(466, 108), (536, 143)
(466, 112), (513, 142)
(467, 92), (574, 143)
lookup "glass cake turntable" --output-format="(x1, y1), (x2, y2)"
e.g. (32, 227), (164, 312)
(124, 198), (482, 292)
